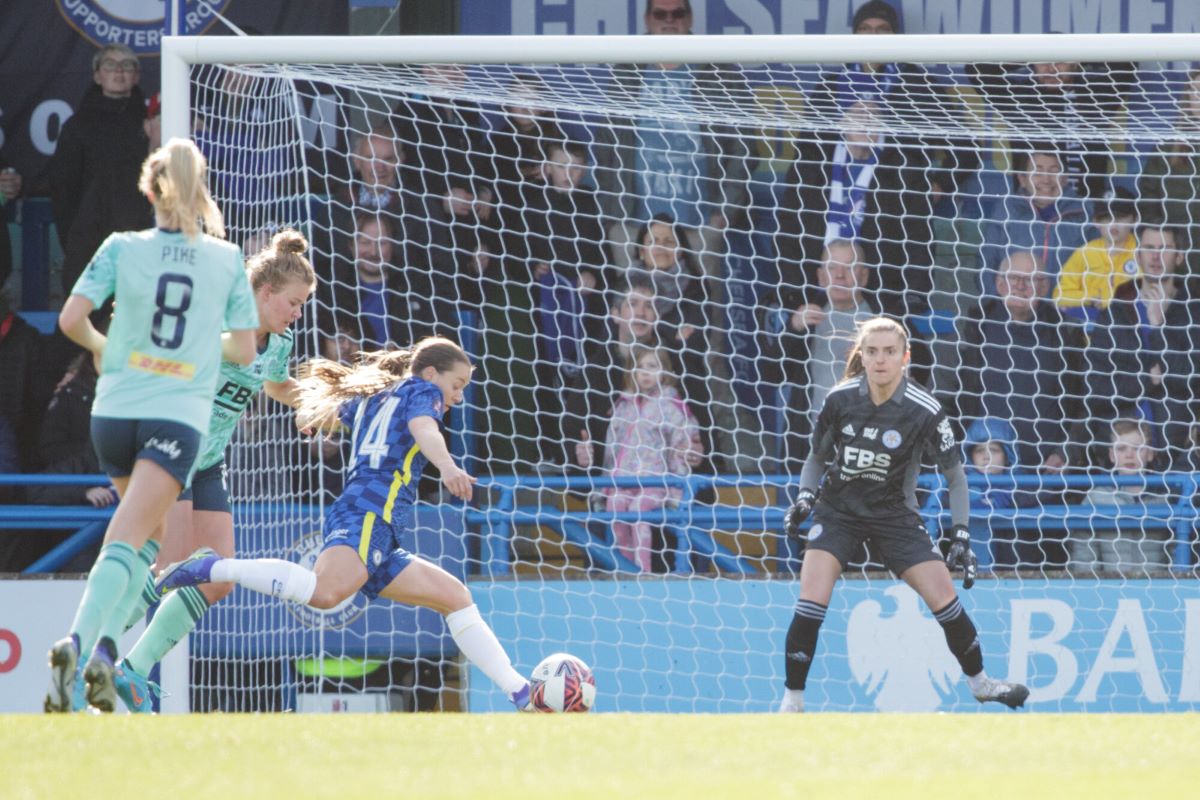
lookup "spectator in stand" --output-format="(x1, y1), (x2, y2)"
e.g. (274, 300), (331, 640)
(1138, 68), (1200, 277)
(1070, 419), (1172, 576)
(26, 351), (115, 508)
(968, 54), (1135, 202)
(522, 236), (587, 470)
(627, 214), (710, 336)
(939, 250), (1088, 474)
(602, 344), (703, 572)
(569, 275), (712, 474)
(395, 64), (494, 198)
(518, 140), (612, 340)
(596, 0), (750, 280)
(980, 142), (1093, 296)
(193, 68), (301, 234)
(0, 154), (23, 290)
(1086, 222), (1200, 465)
(806, 1), (978, 215)
(318, 212), (455, 355)
(0, 290), (54, 470)
(320, 127), (414, 267)
(0, 329), (110, 571)
(771, 239), (878, 469)
(338, 126), (414, 213)
(408, 168), (491, 313)
(627, 214), (737, 464)
(1053, 191), (1139, 326)
(960, 417), (1048, 569)
(48, 43), (151, 296)
(489, 73), (567, 209)
(776, 101), (936, 320)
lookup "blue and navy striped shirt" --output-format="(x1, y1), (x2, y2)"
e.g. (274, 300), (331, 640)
(336, 376), (445, 523)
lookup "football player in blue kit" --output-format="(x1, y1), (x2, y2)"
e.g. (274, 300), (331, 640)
(157, 337), (532, 709)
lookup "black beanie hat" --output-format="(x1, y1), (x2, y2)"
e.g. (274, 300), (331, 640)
(852, 0), (901, 33)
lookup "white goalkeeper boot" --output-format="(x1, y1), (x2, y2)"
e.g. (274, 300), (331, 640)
(969, 674), (1030, 709)
(777, 688), (804, 713)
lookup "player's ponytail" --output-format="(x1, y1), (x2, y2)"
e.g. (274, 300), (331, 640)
(295, 337), (470, 430)
(247, 229), (316, 292)
(842, 316), (909, 380)
(138, 137), (225, 240)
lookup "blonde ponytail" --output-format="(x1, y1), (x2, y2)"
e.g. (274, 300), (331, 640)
(138, 137), (225, 240)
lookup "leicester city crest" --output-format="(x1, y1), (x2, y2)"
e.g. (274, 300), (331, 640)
(56, 0), (231, 55)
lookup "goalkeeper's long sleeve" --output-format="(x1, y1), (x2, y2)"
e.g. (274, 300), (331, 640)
(943, 463), (970, 528)
(797, 456), (825, 495)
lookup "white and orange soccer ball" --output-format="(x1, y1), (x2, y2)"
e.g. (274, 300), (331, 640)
(529, 653), (596, 713)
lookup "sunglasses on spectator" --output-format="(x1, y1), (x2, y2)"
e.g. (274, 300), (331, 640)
(100, 60), (139, 73)
(650, 8), (690, 20)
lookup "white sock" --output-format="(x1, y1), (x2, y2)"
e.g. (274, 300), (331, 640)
(965, 670), (989, 693)
(211, 558), (317, 604)
(781, 688), (804, 709)
(445, 604), (527, 696)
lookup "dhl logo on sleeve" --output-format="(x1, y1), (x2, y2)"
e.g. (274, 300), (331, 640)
(128, 351), (196, 380)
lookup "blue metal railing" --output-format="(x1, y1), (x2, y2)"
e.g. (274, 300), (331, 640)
(3, 471), (1197, 574)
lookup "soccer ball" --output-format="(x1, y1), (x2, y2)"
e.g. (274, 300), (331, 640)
(529, 652), (596, 713)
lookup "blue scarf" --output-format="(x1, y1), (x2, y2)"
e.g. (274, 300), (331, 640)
(838, 63), (900, 107)
(825, 141), (879, 243)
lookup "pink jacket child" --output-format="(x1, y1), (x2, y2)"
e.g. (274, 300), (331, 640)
(603, 346), (703, 571)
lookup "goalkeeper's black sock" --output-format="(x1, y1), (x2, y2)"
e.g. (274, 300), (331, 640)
(934, 597), (984, 677)
(784, 598), (827, 690)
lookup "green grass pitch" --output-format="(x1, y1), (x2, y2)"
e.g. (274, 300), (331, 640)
(4, 714), (1197, 799)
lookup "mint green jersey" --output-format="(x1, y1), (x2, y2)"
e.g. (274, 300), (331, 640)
(71, 229), (259, 433)
(196, 328), (294, 471)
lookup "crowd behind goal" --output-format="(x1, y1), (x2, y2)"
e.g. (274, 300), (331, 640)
(4, 0), (1200, 584)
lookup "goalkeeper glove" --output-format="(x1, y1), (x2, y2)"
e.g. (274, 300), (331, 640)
(784, 488), (817, 540)
(944, 525), (978, 590)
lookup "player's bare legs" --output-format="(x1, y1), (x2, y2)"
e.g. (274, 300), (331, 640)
(48, 462), (181, 712)
(376, 557), (470, 614)
(379, 559), (529, 706)
(780, 549), (843, 713)
(900, 560), (1028, 709)
(306, 546), (369, 609)
(115, 506), (237, 711)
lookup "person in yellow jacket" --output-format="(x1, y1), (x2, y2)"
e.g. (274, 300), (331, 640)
(1053, 193), (1138, 324)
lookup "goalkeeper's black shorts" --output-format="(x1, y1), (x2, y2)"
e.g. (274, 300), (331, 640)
(806, 505), (943, 575)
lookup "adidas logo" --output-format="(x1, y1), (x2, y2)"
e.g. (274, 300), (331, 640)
(842, 424), (855, 437)
(786, 651), (811, 663)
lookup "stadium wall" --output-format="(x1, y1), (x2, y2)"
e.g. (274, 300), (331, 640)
(0, 580), (187, 713)
(470, 580), (1200, 713)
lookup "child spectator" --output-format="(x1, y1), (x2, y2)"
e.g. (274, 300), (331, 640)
(604, 345), (703, 571)
(1071, 419), (1173, 575)
(960, 417), (1045, 568)
(1053, 192), (1138, 325)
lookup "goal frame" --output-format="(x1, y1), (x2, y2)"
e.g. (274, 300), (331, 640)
(160, 32), (1200, 141)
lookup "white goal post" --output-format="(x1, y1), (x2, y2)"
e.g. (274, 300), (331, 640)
(161, 33), (1200, 140)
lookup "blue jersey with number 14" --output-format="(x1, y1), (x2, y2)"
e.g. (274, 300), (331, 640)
(335, 376), (445, 525)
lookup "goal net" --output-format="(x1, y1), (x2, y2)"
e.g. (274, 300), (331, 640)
(166, 33), (1200, 713)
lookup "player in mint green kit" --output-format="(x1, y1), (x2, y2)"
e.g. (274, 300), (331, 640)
(110, 229), (316, 713)
(45, 138), (260, 713)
